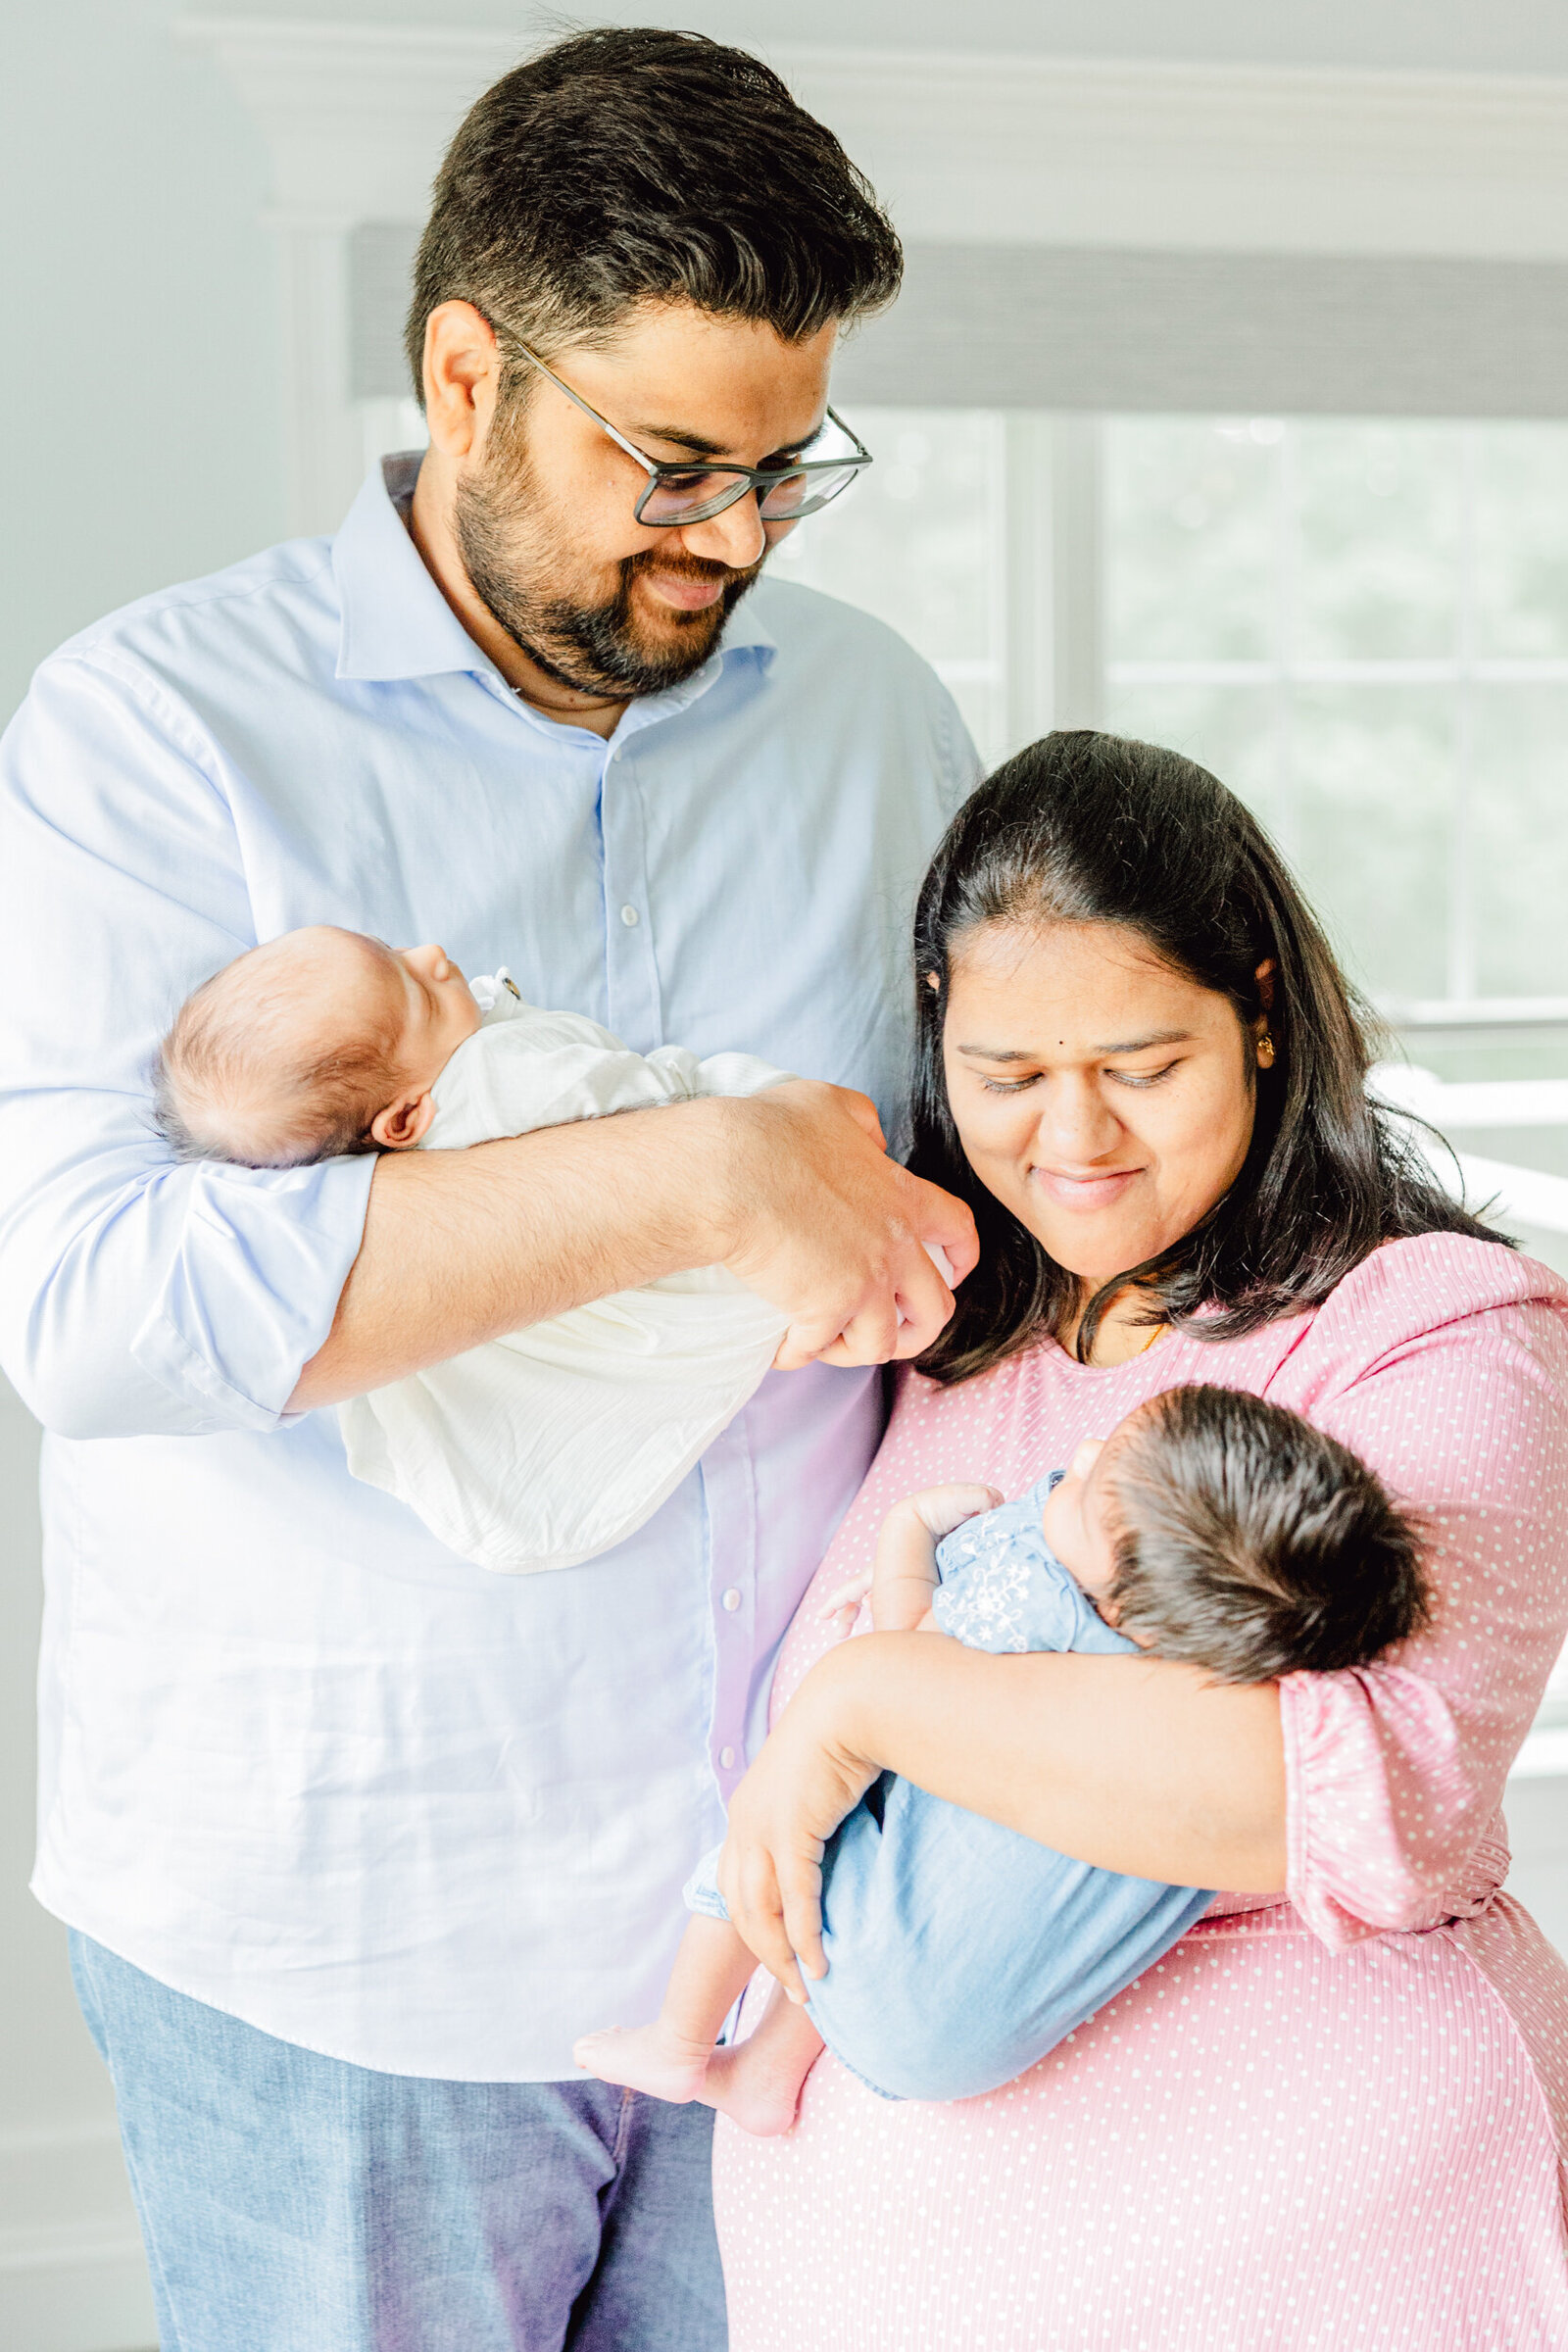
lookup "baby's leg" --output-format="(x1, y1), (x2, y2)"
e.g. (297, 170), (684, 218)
(574, 1915), (755, 2103)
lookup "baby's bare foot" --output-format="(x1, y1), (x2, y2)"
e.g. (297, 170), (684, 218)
(700, 2038), (812, 2137)
(572, 2024), (713, 2104)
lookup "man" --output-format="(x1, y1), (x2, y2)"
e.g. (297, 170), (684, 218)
(0, 27), (979, 2350)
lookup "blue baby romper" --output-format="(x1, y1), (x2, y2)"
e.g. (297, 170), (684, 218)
(689, 1475), (1213, 2102)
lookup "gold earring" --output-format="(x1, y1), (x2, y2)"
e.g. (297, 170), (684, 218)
(1256, 1030), (1276, 1067)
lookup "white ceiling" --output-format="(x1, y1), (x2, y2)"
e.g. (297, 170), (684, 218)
(205, 0), (1568, 77)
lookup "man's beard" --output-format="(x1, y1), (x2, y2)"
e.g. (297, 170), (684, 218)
(453, 449), (764, 700)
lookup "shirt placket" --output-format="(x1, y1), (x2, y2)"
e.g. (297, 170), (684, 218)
(598, 735), (663, 1050)
(699, 1411), (759, 1802)
(600, 708), (756, 1798)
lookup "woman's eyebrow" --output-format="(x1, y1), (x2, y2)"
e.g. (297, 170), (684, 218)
(955, 1030), (1194, 1059)
(1093, 1028), (1194, 1054)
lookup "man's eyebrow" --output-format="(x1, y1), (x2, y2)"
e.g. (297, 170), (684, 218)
(630, 418), (824, 463)
(956, 1029), (1194, 1059)
(631, 422), (731, 459)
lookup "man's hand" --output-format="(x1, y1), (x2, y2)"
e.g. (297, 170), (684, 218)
(718, 1081), (978, 1368)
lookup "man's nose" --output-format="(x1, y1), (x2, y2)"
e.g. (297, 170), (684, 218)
(676, 490), (767, 572)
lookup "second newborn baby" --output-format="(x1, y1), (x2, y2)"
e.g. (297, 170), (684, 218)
(154, 925), (791, 1571)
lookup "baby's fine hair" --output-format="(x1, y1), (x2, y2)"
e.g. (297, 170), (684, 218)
(152, 932), (401, 1169)
(1106, 1385), (1429, 1682)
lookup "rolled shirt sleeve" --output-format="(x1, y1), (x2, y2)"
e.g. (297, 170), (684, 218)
(0, 649), (373, 1437)
(1271, 1249), (1568, 1947)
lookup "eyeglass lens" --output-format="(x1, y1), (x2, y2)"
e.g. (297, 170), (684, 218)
(637, 464), (863, 527)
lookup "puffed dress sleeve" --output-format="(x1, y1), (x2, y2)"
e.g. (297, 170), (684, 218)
(1266, 1237), (1568, 1948)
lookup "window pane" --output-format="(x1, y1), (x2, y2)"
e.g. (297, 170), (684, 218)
(1288, 686), (1455, 1001)
(1294, 424), (1463, 662)
(1104, 418), (1278, 662)
(770, 408), (1006, 761)
(1475, 427), (1568, 661)
(1472, 684), (1568, 997)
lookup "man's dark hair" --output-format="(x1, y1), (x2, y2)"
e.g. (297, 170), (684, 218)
(1105, 1385), (1431, 1683)
(910, 730), (1509, 1381)
(405, 26), (903, 401)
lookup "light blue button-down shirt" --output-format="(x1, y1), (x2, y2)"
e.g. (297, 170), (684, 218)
(0, 457), (978, 2078)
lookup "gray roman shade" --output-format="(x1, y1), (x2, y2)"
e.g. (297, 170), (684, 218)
(351, 224), (1568, 417)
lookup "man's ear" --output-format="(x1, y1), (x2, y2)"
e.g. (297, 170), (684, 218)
(421, 300), (501, 462)
(371, 1090), (437, 1152)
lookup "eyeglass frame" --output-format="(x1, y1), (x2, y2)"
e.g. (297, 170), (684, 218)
(502, 333), (874, 528)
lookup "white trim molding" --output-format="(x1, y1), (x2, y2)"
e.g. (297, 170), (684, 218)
(178, 16), (1568, 530)
(181, 20), (1568, 255)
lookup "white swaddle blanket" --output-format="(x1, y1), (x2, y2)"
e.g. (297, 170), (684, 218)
(338, 976), (791, 1573)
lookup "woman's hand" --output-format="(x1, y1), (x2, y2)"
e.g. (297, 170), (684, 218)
(714, 1643), (881, 2002)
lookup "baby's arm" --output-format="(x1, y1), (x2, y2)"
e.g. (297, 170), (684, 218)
(865, 1484), (1004, 1633)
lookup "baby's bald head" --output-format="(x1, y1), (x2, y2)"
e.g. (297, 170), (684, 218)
(154, 927), (416, 1168)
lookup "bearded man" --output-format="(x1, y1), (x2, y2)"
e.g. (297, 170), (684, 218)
(0, 27), (978, 2350)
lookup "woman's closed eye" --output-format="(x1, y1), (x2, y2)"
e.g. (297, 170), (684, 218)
(977, 1058), (1183, 1098)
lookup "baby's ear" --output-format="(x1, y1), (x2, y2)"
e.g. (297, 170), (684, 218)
(370, 1090), (437, 1151)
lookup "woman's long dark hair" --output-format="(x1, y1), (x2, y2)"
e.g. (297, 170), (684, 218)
(912, 730), (1509, 1383)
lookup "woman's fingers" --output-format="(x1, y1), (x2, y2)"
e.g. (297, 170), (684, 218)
(777, 1847), (827, 1988)
(727, 1853), (808, 2002)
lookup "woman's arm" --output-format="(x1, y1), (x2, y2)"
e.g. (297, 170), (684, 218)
(718, 1633), (1285, 1999)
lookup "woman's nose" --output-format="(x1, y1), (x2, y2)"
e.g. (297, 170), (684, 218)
(1032, 1078), (1121, 1164)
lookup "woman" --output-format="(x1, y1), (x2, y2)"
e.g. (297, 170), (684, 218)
(712, 732), (1568, 2348)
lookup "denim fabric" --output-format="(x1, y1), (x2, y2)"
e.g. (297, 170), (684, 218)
(685, 1477), (1212, 2103)
(805, 1775), (1212, 2102)
(72, 1935), (725, 2352)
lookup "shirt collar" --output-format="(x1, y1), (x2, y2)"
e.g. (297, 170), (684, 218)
(334, 455), (487, 684)
(335, 453), (780, 695)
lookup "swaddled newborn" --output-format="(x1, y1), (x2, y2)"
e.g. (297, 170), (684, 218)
(154, 926), (791, 1572)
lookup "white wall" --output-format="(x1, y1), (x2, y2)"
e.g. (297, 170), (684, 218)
(0, 0), (281, 727)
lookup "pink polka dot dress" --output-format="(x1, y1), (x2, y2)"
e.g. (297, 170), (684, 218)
(712, 1237), (1568, 2348)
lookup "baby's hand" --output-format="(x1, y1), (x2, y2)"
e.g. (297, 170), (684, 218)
(901, 1482), (1004, 1540)
(817, 1569), (874, 1639)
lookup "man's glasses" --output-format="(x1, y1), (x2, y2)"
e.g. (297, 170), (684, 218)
(506, 335), (873, 528)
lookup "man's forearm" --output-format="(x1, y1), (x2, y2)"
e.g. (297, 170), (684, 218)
(288, 1098), (734, 1411)
(825, 1633), (1289, 1893)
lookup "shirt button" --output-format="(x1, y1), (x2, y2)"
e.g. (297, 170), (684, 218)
(619, 904), (639, 927)
(721, 1587), (742, 1612)
(719, 1746), (737, 1771)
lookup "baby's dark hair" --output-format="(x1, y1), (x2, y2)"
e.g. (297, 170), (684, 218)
(1105, 1385), (1430, 1682)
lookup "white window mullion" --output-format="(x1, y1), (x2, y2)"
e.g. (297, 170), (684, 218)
(1046, 416), (1105, 734)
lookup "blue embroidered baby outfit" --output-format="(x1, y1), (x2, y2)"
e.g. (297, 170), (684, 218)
(688, 1473), (1213, 2102)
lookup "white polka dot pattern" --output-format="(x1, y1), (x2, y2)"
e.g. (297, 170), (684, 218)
(713, 1237), (1568, 2346)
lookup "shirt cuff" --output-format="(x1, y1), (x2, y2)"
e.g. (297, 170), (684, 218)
(132, 1154), (377, 1429)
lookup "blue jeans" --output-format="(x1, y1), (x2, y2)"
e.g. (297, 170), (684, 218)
(71, 1934), (726, 2352)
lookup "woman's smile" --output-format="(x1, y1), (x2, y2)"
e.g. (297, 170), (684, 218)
(942, 915), (1260, 1295)
(1030, 1163), (1146, 1213)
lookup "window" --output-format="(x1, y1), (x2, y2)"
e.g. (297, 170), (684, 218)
(790, 406), (1568, 1274)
